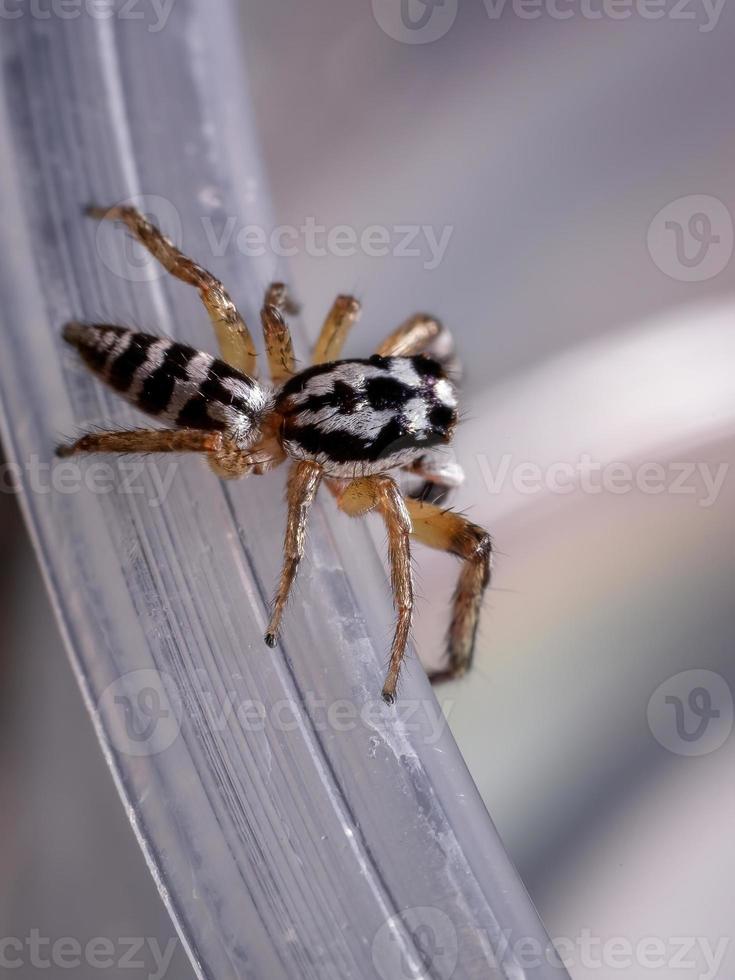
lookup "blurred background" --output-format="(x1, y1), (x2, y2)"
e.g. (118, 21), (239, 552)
(2, 1), (734, 978)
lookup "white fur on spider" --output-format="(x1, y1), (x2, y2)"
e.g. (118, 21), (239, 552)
(288, 359), (430, 405)
(64, 323), (274, 447)
(276, 355), (459, 478)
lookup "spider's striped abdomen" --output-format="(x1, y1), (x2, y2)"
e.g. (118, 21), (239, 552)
(275, 354), (458, 478)
(63, 323), (272, 446)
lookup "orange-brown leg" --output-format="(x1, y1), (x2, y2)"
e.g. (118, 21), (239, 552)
(331, 476), (413, 703)
(261, 282), (296, 382)
(374, 313), (442, 357)
(56, 427), (267, 481)
(265, 460), (323, 647)
(56, 428), (222, 458)
(404, 498), (492, 682)
(88, 204), (258, 375)
(312, 295), (362, 364)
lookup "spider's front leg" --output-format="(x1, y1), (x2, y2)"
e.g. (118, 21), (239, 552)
(404, 498), (492, 682)
(330, 476), (414, 704)
(260, 282), (296, 383)
(312, 295), (362, 364)
(374, 313), (442, 357)
(375, 313), (462, 380)
(88, 204), (258, 376)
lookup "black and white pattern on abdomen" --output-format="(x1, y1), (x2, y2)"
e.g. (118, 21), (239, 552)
(276, 354), (458, 477)
(63, 324), (272, 444)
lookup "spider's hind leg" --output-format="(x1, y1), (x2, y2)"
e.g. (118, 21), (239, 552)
(87, 204), (257, 376)
(56, 427), (223, 458)
(56, 427), (261, 481)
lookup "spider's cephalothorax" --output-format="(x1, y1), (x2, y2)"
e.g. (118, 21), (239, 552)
(58, 205), (492, 703)
(276, 354), (458, 478)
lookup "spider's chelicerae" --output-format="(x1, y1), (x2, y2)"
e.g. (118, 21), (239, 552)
(58, 205), (492, 703)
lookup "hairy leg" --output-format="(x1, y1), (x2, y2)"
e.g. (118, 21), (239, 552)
(404, 498), (492, 682)
(312, 295), (361, 364)
(374, 314), (442, 357)
(331, 476), (413, 704)
(261, 282), (296, 382)
(88, 204), (257, 376)
(56, 427), (222, 458)
(265, 460), (323, 647)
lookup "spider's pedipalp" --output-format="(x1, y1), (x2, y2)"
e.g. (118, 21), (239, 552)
(401, 444), (465, 501)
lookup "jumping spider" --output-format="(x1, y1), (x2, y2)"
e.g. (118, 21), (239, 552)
(57, 205), (492, 703)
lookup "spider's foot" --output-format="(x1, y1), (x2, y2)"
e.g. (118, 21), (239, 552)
(264, 631), (278, 648)
(84, 204), (110, 220)
(428, 663), (469, 686)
